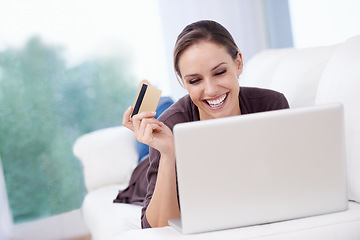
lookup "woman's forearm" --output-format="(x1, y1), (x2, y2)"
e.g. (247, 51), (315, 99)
(145, 151), (180, 227)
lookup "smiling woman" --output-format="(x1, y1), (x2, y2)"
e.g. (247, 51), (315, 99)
(118, 20), (290, 229)
(178, 41), (242, 120)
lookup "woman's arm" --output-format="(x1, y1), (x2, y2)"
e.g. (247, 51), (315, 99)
(146, 147), (180, 227)
(122, 106), (180, 227)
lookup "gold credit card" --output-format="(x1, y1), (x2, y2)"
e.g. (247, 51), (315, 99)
(131, 83), (162, 117)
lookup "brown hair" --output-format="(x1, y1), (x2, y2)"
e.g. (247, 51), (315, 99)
(174, 20), (240, 84)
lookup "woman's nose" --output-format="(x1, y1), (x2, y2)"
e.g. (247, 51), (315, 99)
(204, 79), (218, 96)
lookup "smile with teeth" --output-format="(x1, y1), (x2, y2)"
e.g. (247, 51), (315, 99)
(205, 93), (228, 108)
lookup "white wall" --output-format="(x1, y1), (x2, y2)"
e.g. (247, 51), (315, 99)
(289, 0), (360, 48)
(158, 0), (270, 100)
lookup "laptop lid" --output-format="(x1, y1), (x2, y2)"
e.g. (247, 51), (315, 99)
(170, 103), (348, 234)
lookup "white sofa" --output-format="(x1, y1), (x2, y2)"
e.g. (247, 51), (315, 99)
(73, 35), (360, 240)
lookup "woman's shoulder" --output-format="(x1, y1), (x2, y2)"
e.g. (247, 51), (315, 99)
(157, 95), (198, 130)
(240, 86), (284, 98)
(240, 86), (289, 113)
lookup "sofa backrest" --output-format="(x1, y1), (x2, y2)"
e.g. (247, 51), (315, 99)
(242, 45), (336, 108)
(241, 48), (294, 89)
(242, 35), (360, 203)
(268, 46), (336, 108)
(315, 35), (360, 203)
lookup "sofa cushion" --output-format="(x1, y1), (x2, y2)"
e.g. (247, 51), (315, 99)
(269, 46), (336, 108)
(115, 202), (360, 240)
(316, 35), (360, 203)
(82, 184), (142, 240)
(73, 126), (138, 191)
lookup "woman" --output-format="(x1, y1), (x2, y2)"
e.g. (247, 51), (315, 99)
(122, 20), (289, 228)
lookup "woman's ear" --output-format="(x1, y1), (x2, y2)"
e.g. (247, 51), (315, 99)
(235, 52), (243, 76)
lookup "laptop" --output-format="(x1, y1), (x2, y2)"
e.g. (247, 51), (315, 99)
(169, 103), (348, 234)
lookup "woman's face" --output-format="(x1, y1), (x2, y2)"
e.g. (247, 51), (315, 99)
(178, 41), (243, 120)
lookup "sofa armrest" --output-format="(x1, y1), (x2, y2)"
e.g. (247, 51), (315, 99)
(73, 126), (138, 192)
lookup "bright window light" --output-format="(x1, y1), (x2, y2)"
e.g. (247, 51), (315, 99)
(289, 0), (360, 48)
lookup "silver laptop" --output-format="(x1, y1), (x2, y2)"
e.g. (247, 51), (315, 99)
(169, 103), (348, 234)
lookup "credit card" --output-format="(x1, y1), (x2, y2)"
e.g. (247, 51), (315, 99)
(131, 83), (162, 117)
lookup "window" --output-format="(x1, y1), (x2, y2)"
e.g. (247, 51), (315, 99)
(0, 0), (166, 224)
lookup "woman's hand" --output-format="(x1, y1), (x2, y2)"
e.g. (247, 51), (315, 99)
(123, 106), (179, 227)
(122, 106), (174, 157)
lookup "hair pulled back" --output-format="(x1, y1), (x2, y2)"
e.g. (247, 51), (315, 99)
(174, 20), (240, 83)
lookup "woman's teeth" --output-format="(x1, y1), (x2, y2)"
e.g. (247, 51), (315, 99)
(206, 93), (227, 108)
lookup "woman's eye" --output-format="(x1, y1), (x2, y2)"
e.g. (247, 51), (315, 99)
(189, 78), (201, 84)
(215, 69), (226, 76)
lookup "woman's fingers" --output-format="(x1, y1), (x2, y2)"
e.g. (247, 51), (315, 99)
(140, 121), (162, 145)
(122, 105), (157, 130)
(133, 116), (159, 141)
(132, 111), (156, 132)
(124, 110), (158, 143)
(122, 107), (166, 148)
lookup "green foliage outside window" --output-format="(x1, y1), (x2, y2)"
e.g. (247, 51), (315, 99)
(0, 37), (137, 223)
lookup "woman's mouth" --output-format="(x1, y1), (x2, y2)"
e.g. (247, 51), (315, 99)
(204, 93), (228, 109)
